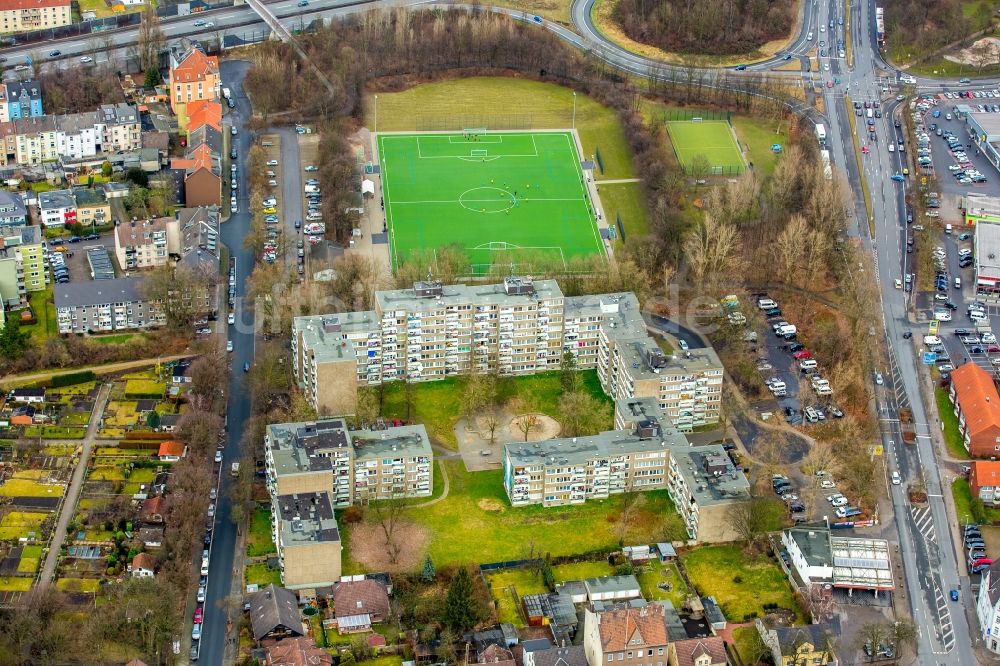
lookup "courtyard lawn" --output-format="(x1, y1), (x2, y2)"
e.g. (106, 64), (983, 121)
(598, 181), (649, 239)
(91, 334), (137, 345)
(105, 401), (140, 428)
(0, 478), (64, 498)
(247, 505), (277, 557)
(636, 559), (691, 608)
(124, 377), (165, 397)
(731, 114), (791, 177)
(246, 562), (282, 587)
(343, 459), (686, 571)
(366, 77), (636, 181)
(937, 387), (970, 460)
(682, 545), (799, 622)
(376, 369), (612, 449)
(0, 576), (33, 591)
(17, 544), (43, 574)
(59, 411), (93, 426)
(0, 511), (49, 540)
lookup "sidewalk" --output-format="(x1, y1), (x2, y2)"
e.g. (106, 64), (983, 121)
(38, 383), (112, 584)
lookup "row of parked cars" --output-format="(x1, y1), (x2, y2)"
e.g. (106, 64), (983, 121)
(940, 129), (988, 183)
(771, 474), (806, 522)
(966, 524), (992, 574)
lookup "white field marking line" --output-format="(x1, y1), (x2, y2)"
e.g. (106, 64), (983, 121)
(379, 135), (399, 270)
(468, 244), (569, 269)
(562, 132), (604, 258)
(457, 156), (502, 163)
(409, 132), (538, 159)
(448, 135), (503, 144)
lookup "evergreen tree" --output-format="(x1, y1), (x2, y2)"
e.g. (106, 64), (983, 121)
(146, 410), (161, 429)
(0, 317), (30, 360)
(421, 554), (436, 582)
(444, 567), (477, 631)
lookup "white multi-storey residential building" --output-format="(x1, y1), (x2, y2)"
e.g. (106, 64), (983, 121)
(264, 418), (433, 508)
(54, 277), (165, 333)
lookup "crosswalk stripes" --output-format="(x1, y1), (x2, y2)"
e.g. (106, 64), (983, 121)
(911, 506), (937, 543)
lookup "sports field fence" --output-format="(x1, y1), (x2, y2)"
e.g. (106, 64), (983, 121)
(595, 146), (605, 174)
(659, 109), (733, 123)
(616, 214), (625, 242)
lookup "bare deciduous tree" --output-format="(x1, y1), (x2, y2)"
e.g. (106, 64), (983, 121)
(137, 4), (165, 73)
(369, 493), (406, 564)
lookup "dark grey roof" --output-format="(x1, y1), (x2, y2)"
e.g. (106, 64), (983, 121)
(159, 413), (180, 426)
(54, 276), (146, 308)
(773, 618), (841, 654)
(986, 561), (1000, 606)
(6, 80), (41, 102)
(10, 388), (45, 398)
(702, 596), (725, 625)
(248, 584), (303, 642)
(188, 125), (222, 155)
(529, 645), (588, 666)
(0, 191), (26, 221)
(39, 189), (75, 211)
(521, 639), (552, 654)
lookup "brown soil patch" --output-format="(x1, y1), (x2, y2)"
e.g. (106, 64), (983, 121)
(349, 520), (430, 573)
(507, 413), (561, 441)
(477, 498), (505, 512)
(945, 37), (1000, 66)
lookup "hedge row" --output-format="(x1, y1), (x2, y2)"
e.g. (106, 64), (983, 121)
(118, 432), (172, 441)
(118, 440), (162, 451)
(49, 371), (97, 388)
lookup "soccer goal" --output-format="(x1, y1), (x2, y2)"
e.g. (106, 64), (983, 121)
(463, 127), (488, 136)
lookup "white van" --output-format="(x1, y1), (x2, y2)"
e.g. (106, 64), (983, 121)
(945, 223), (953, 234)
(888, 144), (895, 152)
(777, 324), (797, 336)
(955, 277), (962, 289)
(757, 298), (777, 310)
(800, 359), (818, 371)
(923, 335), (942, 346)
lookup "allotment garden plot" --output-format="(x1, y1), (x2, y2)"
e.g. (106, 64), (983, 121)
(378, 131), (604, 274)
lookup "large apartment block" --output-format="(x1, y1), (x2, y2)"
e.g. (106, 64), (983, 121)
(264, 418), (434, 508)
(503, 398), (749, 541)
(292, 278), (723, 433)
(270, 490), (342, 589)
(54, 277), (165, 334)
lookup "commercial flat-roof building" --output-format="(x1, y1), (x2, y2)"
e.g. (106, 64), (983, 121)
(264, 418), (433, 507)
(291, 278), (723, 432)
(781, 524), (894, 595)
(975, 221), (1000, 298)
(965, 111), (1000, 179)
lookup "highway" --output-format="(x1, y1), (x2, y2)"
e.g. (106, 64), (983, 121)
(32, 0), (995, 663)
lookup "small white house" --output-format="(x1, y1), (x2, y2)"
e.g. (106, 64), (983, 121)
(583, 575), (641, 602)
(977, 561), (1000, 653)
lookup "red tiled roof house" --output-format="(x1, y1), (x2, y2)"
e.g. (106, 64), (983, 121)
(949, 363), (1000, 457)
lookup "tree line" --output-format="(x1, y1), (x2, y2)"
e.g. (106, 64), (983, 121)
(613, 0), (796, 56)
(885, 0), (994, 61)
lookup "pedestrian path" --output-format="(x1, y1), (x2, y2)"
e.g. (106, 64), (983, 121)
(39, 383), (111, 584)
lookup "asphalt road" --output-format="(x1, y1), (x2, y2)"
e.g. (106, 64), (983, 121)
(198, 59), (255, 666)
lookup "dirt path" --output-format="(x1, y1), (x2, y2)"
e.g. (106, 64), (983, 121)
(38, 383), (111, 585)
(0, 354), (193, 389)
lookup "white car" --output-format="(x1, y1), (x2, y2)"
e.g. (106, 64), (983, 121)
(891, 472), (901, 485)
(226, 340), (234, 352)
(263, 197), (277, 207)
(197, 585), (206, 603)
(831, 496), (848, 507)
(79, 56), (93, 64)
(214, 450), (223, 463)
(934, 311), (952, 321)
(820, 479), (836, 489)
(207, 503), (215, 518)
(983, 333), (998, 344)
(875, 372), (884, 385)
(210, 488), (217, 500)
(231, 126), (237, 136)
(193, 623), (202, 641)
(267, 159), (279, 166)
(228, 313), (235, 325)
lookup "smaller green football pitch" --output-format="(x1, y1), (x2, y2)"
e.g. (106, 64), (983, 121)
(666, 120), (746, 173)
(378, 131), (604, 274)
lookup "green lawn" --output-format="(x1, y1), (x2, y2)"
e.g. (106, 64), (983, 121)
(0, 478), (64, 498)
(666, 120), (746, 173)
(487, 559), (620, 625)
(375, 369), (612, 448)
(91, 334), (137, 345)
(682, 545), (798, 622)
(731, 114), (791, 177)
(0, 577), (33, 591)
(343, 459), (686, 571)
(56, 578), (100, 593)
(247, 505), (277, 557)
(23, 287), (56, 342)
(952, 478), (1000, 525)
(16, 544), (43, 574)
(246, 562), (282, 587)
(936, 387), (970, 460)
(366, 77), (635, 181)
(380, 131), (603, 273)
(59, 411), (92, 426)
(598, 181), (649, 239)
(0, 511), (48, 540)
(733, 625), (766, 666)
(636, 559), (690, 608)
(21, 426), (86, 439)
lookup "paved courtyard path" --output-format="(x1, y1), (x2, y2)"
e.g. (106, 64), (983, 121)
(39, 383), (112, 585)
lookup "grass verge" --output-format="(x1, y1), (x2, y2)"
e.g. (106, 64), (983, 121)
(247, 505), (277, 557)
(597, 181), (649, 238)
(844, 95), (874, 237)
(936, 387), (970, 460)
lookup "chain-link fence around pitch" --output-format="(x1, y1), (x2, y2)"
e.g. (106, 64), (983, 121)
(661, 110), (747, 177)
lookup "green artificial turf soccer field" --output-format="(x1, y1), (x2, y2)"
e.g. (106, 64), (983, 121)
(378, 131), (604, 273)
(666, 120), (746, 172)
